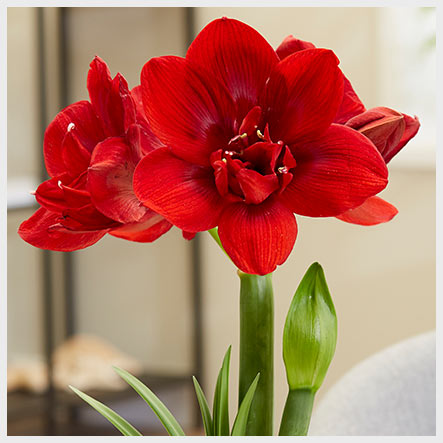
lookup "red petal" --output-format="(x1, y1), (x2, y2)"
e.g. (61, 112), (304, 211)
(141, 56), (236, 166)
(336, 196), (398, 226)
(44, 101), (103, 177)
(88, 137), (146, 223)
(280, 124), (388, 217)
(186, 17), (279, 121)
(35, 175), (90, 213)
(218, 198), (298, 275)
(276, 35), (315, 59)
(87, 56), (136, 137)
(133, 147), (225, 231)
(385, 113), (420, 163)
(264, 48), (344, 144)
(110, 210), (172, 242)
(333, 77), (366, 124)
(236, 169), (279, 204)
(61, 130), (92, 176)
(18, 207), (107, 251)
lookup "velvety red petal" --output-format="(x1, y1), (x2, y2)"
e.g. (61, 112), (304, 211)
(133, 147), (225, 231)
(218, 198), (298, 275)
(280, 124), (388, 217)
(336, 196), (398, 226)
(18, 207), (107, 251)
(110, 210), (172, 242)
(88, 137), (146, 224)
(44, 101), (103, 177)
(333, 77), (366, 124)
(141, 56), (236, 166)
(275, 35), (315, 60)
(186, 17), (279, 121)
(264, 48), (344, 144)
(87, 56), (136, 137)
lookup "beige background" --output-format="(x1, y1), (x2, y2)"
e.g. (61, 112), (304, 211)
(7, 7), (435, 432)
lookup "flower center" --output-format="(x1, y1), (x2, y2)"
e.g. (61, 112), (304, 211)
(210, 106), (297, 205)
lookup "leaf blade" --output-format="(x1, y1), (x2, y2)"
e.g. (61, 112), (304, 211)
(231, 373), (260, 436)
(113, 367), (185, 436)
(69, 385), (142, 436)
(212, 346), (231, 436)
(192, 376), (213, 435)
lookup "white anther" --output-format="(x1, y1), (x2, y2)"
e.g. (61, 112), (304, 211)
(224, 150), (235, 156)
(221, 158), (227, 163)
(29, 189), (36, 195)
(257, 129), (265, 139)
(278, 166), (288, 174)
(67, 122), (75, 132)
(57, 180), (63, 189)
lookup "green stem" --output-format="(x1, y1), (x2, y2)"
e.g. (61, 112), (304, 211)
(238, 271), (274, 436)
(278, 388), (315, 436)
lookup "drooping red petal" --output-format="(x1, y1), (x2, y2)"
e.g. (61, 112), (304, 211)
(385, 113), (420, 164)
(141, 56), (236, 166)
(88, 137), (146, 224)
(218, 198), (298, 275)
(186, 17), (279, 121)
(336, 196), (398, 226)
(44, 101), (104, 177)
(280, 124), (388, 217)
(87, 56), (135, 137)
(264, 48), (344, 144)
(110, 210), (172, 242)
(276, 35), (315, 60)
(346, 107), (405, 162)
(133, 147), (225, 232)
(18, 207), (107, 251)
(333, 77), (366, 124)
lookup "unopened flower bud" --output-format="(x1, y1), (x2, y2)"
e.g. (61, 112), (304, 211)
(283, 262), (337, 392)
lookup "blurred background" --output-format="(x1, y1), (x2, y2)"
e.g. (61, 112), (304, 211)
(7, 7), (435, 436)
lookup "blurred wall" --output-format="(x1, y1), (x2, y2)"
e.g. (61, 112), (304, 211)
(8, 6), (435, 432)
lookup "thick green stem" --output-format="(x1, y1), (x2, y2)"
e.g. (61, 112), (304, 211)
(238, 271), (274, 436)
(278, 388), (315, 436)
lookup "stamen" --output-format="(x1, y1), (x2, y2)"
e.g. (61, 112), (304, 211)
(29, 190), (36, 195)
(57, 180), (63, 189)
(67, 122), (75, 132)
(278, 166), (288, 174)
(221, 158), (227, 163)
(257, 129), (265, 140)
(224, 150), (235, 156)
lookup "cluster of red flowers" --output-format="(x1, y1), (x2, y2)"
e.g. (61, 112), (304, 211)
(19, 18), (419, 275)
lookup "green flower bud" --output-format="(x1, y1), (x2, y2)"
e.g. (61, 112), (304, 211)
(283, 262), (337, 392)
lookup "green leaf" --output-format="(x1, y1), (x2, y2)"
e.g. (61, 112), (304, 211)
(192, 376), (213, 436)
(231, 373), (260, 436)
(113, 367), (185, 436)
(69, 385), (142, 436)
(283, 262), (337, 392)
(212, 346), (231, 436)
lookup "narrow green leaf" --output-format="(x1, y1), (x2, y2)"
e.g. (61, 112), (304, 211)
(69, 385), (142, 436)
(192, 376), (213, 436)
(113, 367), (185, 436)
(231, 373), (260, 436)
(212, 346), (231, 436)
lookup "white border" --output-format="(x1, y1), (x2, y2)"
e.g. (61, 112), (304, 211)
(1, 1), (439, 441)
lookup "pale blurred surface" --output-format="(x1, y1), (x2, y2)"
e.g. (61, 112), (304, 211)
(7, 7), (435, 435)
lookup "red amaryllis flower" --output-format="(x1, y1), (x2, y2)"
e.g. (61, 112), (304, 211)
(134, 18), (389, 275)
(277, 35), (420, 227)
(18, 57), (171, 251)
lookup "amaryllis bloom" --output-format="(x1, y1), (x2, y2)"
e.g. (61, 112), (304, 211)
(277, 36), (420, 227)
(134, 18), (389, 275)
(18, 57), (171, 250)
